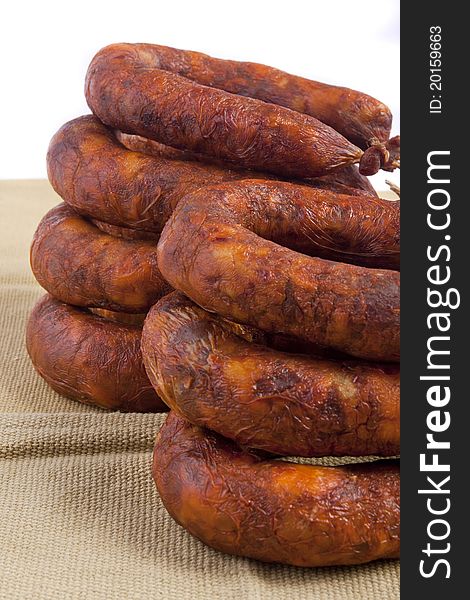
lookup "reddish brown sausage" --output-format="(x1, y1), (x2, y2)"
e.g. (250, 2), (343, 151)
(153, 412), (400, 567)
(113, 43), (395, 153)
(86, 43), (398, 175)
(155, 179), (400, 271)
(47, 116), (259, 235)
(142, 293), (400, 456)
(26, 294), (166, 411)
(47, 117), (378, 240)
(30, 204), (172, 312)
(117, 128), (378, 197)
(85, 44), (372, 178)
(157, 181), (400, 361)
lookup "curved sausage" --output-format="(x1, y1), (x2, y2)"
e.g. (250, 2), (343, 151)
(157, 181), (400, 361)
(47, 116), (261, 235)
(153, 412), (400, 567)
(142, 292), (400, 456)
(156, 180), (400, 271)
(85, 44), (372, 178)
(30, 204), (172, 312)
(47, 118), (378, 241)
(26, 294), (166, 411)
(117, 128), (379, 197)
(112, 43), (396, 154)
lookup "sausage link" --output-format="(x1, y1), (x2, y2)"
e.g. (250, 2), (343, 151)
(47, 116), (260, 234)
(26, 294), (166, 411)
(30, 204), (172, 312)
(117, 128), (378, 197)
(153, 412), (400, 567)
(142, 292), (400, 456)
(157, 180), (400, 361)
(85, 44), (368, 178)
(115, 43), (394, 153)
(47, 117), (377, 241)
(156, 179), (400, 271)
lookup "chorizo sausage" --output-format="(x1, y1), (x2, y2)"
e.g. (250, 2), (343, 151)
(85, 44), (372, 178)
(153, 412), (400, 567)
(117, 128), (379, 197)
(112, 43), (397, 156)
(47, 116), (258, 235)
(157, 181), (400, 361)
(156, 180), (400, 271)
(30, 204), (172, 312)
(47, 117), (378, 240)
(26, 294), (166, 411)
(142, 292), (400, 456)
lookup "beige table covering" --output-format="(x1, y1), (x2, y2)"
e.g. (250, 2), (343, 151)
(0, 180), (400, 599)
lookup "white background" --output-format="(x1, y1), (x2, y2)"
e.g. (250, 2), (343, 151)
(0, 0), (399, 189)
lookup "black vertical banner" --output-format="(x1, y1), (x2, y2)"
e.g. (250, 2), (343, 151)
(401, 3), (467, 598)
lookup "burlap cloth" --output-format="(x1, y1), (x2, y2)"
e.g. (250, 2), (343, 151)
(0, 180), (399, 599)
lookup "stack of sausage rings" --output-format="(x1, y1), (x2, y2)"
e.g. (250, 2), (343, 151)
(27, 43), (400, 568)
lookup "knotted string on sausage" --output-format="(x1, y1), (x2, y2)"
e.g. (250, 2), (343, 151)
(85, 43), (399, 176)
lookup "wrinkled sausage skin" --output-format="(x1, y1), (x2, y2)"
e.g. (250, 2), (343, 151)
(26, 294), (167, 412)
(156, 179), (400, 270)
(47, 117), (378, 241)
(153, 412), (400, 567)
(157, 181), (400, 361)
(117, 129), (379, 198)
(142, 293), (400, 456)
(47, 116), (261, 234)
(85, 44), (366, 178)
(119, 43), (393, 153)
(30, 204), (172, 312)
(313, 164), (378, 196)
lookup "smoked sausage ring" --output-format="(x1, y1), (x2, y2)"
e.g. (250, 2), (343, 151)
(47, 116), (378, 240)
(85, 44), (371, 178)
(105, 43), (396, 157)
(26, 294), (167, 411)
(47, 116), (260, 235)
(142, 292), (400, 457)
(85, 43), (397, 176)
(153, 412), (400, 567)
(30, 204), (172, 313)
(157, 180), (400, 361)
(117, 128), (379, 197)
